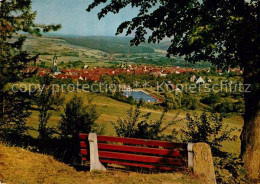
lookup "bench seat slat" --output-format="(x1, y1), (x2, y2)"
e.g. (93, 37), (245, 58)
(79, 134), (88, 140)
(79, 134), (185, 149)
(98, 143), (182, 157)
(99, 151), (185, 166)
(81, 149), (88, 155)
(80, 141), (88, 148)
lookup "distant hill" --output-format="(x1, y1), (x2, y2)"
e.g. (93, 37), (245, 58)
(150, 41), (172, 51)
(59, 36), (157, 54)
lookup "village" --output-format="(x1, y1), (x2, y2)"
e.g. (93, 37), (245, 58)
(25, 54), (243, 84)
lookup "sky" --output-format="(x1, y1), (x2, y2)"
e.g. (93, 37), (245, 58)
(32, 0), (140, 36)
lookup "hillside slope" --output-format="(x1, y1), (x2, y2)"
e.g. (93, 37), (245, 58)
(61, 36), (155, 54)
(0, 144), (202, 184)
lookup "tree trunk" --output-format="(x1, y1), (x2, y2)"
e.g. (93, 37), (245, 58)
(0, 87), (4, 123)
(241, 63), (260, 182)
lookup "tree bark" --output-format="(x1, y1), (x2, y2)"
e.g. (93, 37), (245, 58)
(0, 86), (4, 123)
(241, 63), (260, 182)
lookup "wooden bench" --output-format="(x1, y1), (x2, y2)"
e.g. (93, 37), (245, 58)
(79, 133), (190, 171)
(79, 133), (217, 183)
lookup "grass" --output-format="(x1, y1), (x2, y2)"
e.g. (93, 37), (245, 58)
(26, 90), (192, 137)
(0, 143), (203, 184)
(26, 90), (243, 154)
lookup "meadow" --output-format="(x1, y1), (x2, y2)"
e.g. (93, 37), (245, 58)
(26, 90), (243, 155)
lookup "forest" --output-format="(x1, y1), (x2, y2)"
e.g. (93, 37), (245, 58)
(61, 36), (155, 54)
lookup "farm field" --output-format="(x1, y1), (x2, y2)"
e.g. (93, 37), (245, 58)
(23, 35), (113, 68)
(23, 35), (169, 69)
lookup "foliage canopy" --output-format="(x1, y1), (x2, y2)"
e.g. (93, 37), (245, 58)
(87, 0), (259, 69)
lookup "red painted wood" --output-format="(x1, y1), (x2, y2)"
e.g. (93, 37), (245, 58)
(79, 134), (88, 140)
(81, 149), (88, 155)
(79, 133), (185, 149)
(79, 133), (188, 170)
(80, 141), (88, 148)
(99, 151), (185, 165)
(98, 143), (182, 157)
(99, 159), (185, 171)
(97, 135), (185, 149)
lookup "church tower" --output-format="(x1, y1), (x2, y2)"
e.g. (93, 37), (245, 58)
(51, 54), (61, 75)
(53, 54), (58, 67)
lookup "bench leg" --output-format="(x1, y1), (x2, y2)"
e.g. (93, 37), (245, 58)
(187, 143), (194, 168)
(88, 133), (106, 171)
(191, 143), (216, 184)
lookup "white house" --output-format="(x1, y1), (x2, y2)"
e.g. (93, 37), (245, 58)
(196, 77), (205, 84)
(125, 86), (132, 91)
(190, 74), (196, 82)
(159, 73), (167, 77)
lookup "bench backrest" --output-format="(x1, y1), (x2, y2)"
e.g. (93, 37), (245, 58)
(79, 133), (188, 171)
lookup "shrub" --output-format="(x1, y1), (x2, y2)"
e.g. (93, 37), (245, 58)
(214, 155), (248, 184)
(61, 51), (79, 57)
(214, 99), (245, 115)
(35, 75), (64, 140)
(38, 61), (46, 68)
(181, 92), (199, 110)
(233, 100), (245, 113)
(179, 112), (247, 183)
(0, 90), (31, 140)
(58, 95), (99, 139)
(65, 60), (83, 68)
(112, 91), (126, 102)
(164, 92), (181, 110)
(40, 52), (52, 55)
(111, 102), (178, 141)
(200, 92), (220, 105)
(126, 96), (136, 105)
(214, 101), (234, 113)
(180, 112), (237, 156)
